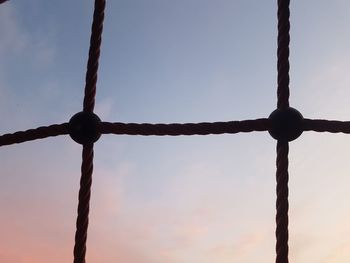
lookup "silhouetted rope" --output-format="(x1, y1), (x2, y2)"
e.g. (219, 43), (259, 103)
(1, 117), (347, 150)
(73, 144), (94, 263)
(83, 0), (106, 113)
(74, 1), (106, 262)
(303, 119), (350, 133)
(277, 0), (290, 110)
(275, 1), (291, 262)
(2, 118), (350, 149)
(2, 0), (350, 262)
(99, 119), (269, 136)
(275, 141), (289, 263)
(0, 123), (68, 147)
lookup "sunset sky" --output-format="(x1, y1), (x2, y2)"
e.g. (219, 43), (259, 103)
(1, 0), (350, 262)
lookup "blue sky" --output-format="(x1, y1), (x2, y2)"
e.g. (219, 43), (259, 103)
(1, 1), (350, 262)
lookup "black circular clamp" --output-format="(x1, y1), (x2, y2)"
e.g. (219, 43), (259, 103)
(69, 111), (101, 145)
(268, 107), (304, 142)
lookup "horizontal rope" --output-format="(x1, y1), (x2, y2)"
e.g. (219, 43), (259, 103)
(99, 119), (270, 136)
(0, 123), (69, 147)
(1, 118), (350, 148)
(303, 119), (350, 134)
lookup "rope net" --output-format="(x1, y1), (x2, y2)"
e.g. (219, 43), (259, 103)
(0, 0), (348, 262)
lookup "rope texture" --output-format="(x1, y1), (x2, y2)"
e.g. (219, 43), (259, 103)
(2, 118), (350, 149)
(276, 141), (289, 263)
(83, 0), (106, 113)
(0, 123), (68, 147)
(277, 0), (290, 110)
(303, 119), (350, 133)
(73, 144), (94, 263)
(99, 119), (269, 136)
(1, 0), (350, 262)
(276, 1), (290, 262)
(74, 1), (105, 262)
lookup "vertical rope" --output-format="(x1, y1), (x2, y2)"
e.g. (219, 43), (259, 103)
(83, 0), (106, 113)
(276, 141), (289, 263)
(73, 1), (106, 261)
(277, 0), (290, 110)
(74, 144), (94, 263)
(275, 1), (291, 262)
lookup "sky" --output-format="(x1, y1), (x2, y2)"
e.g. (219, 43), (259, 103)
(1, 0), (350, 262)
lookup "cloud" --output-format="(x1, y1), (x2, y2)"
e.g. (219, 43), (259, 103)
(71, 157), (277, 263)
(0, 3), (56, 64)
(0, 2), (60, 131)
(294, 54), (350, 120)
(0, 4), (28, 56)
(94, 97), (115, 120)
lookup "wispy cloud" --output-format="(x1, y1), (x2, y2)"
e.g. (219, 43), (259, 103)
(0, 4), (27, 56)
(0, 3), (56, 63)
(94, 97), (115, 120)
(294, 55), (350, 119)
(0, 3), (60, 131)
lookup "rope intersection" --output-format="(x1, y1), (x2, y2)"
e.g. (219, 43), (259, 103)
(0, 0), (348, 262)
(2, 118), (350, 146)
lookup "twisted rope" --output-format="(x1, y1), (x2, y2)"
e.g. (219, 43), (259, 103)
(276, 141), (289, 263)
(0, 123), (68, 147)
(275, 1), (291, 262)
(2, 118), (350, 148)
(73, 1), (106, 262)
(83, 0), (106, 113)
(277, 0), (290, 110)
(2, 0), (350, 262)
(73, 144), (94, 263)
(303, 119), (350, 133)
(99, 119), (269, 136)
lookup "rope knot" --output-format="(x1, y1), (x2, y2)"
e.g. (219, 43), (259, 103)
(269, 107), (303, 142)
(69, 111), (101, 145)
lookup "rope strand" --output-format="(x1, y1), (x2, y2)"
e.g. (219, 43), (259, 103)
(99, 119), (269, 136)
(0, 123), (69, 147)
(303, 119), (350, 133)
(276, 141), (289, 263)
(83, 0), (106, 113)
(2, 1), (350, 262)
(73, 144), (94, 263)
(275, 1), (291, 262)
(74, 1), (106, 260)
(2, 118), (350, 149)
(277, 0), (291, 109)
